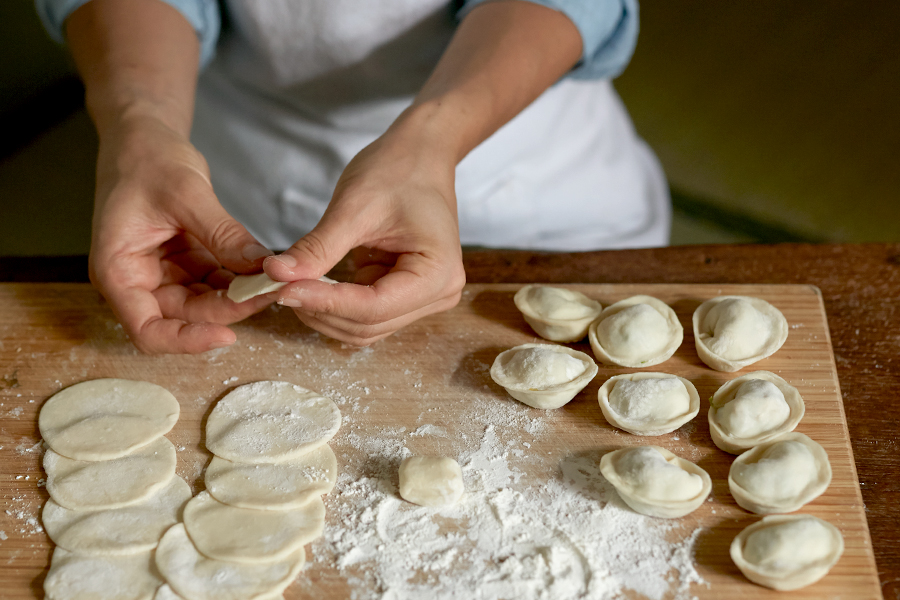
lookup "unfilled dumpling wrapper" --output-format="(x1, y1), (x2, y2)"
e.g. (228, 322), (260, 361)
(490, 343), (598, 409)
(730, 514), (844, 591)
(708, 371), (805, 454)
(44, 547), (162, 600)
(44, 436), (177, 510)
(598, 373), (700, 436)
(154, 584), (284, 600)
(599, 446), (712, 518)
(228, 273), (337, 303)
(205, 445), (337, 510)
(156, 524), (305, 600)
(206, 381), (341, 464)
(399, 456), (465, 507)
(729, 432), (831, 514)
(588, 295), (683, 368)
(43, 475), (191, 556)
(513, 285), (602, 342)
(183, 491), (325, 563)
(693, 296), (788, 372)
(39, 379), (180, 460)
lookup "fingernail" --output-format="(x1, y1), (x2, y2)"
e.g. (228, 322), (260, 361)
(269, 253), (297, 268)
(242, 244), (274, 262)
(208, 339), (232, 350)
(278, 298), (303, 308)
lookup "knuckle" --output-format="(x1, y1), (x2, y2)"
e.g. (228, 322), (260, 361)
(293, 232), (332, 266)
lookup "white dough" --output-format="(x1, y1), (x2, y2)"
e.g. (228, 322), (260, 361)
(43, 475), (191, 556)
(227, 273), (337, 303)
(44, 547), (162, 600)
(156, 524), (306, 600)
(715, 379), (790, 439)
(183, 491), (325, 563)
(44, 436), (177, 510)
(609, 377), (690, 423)
(206, 381), (341, 464)
(154, 585), (283, 600)
(495, 346), (587, 389)
(399, 456), (465, 507)
(588, 295), (683, 367)
(694, 296), (789, 372)
(614, 446), (703, 502)
(39, 379), (180, 460)
(205, 445), (337, 510)
(732, 441), (818, 501)
(513, 285), (603, 342)
(526, 286), (597, 320)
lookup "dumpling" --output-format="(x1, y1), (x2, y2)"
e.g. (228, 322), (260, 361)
(514, 285), (602, 342)
(729, 432), (831, 514)
(693, 296), (788, 372)
(490, 343), (598, 409)
(708, 371), (805, 454)
(588, 296), (683, 367)
(730, 515), (844, 591)
(599, 446), (712, 518)
(598, 373), (700, 436)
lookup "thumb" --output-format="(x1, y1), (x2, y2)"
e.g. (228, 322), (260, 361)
(177, 197), (273, 273)
(264, 218), (358, 282)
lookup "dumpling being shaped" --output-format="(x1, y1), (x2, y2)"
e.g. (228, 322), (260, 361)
(588, 295), (683, 368)
(490, 343), (598, 410)
(730, 515), (844, 591)
(514, 285), (602, 342)
(693, 296), (788, 372)
(598, 373), (700, 436)
(708, 371), (805, 454)
(599, 445), (712, 518)
(729, 432), (831, 514)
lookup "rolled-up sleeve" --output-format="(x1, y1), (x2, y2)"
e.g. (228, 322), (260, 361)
(460, 0), (639, 80)
(34, 0), (222, 67)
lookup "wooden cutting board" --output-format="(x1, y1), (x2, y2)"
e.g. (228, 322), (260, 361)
(0, 283), (881, 599)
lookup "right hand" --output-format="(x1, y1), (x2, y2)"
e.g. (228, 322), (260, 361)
(89, 115), (275, 354)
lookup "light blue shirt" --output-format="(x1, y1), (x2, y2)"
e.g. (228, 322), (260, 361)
(35, 0), (638, 80)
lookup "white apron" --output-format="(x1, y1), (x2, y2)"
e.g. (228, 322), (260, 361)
(191, 0), (670, 251)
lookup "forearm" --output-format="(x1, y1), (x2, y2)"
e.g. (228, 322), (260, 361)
(66, 0), (200, 138)
(397, 0), (583, 164)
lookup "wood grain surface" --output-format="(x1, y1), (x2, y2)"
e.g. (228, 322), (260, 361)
(0, 282), (882, 599)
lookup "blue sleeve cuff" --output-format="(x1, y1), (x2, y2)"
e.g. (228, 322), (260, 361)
(459, 0), (639, 80)
(34, 0), (221, 68)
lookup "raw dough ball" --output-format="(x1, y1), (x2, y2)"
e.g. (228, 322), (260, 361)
(729, 432), (832, 514)
(693, 296), (789, 372)
(39, 379), (180, 460)
(599, 446), (712, 518)
(183, 491), (325, 563)
(44, 547), (162, 600)
(44, 436), (177, 510)
(205, 445), (337, 510)
(588, 296), (683, 368)
(206, 381), (341, 464)
(708, 371), (805, 454)
(599, 373), (700, 436)
(490, 343), (598, 409)
(731, 515), (844, 591)
(156, 523), (306, 600)
(399, 456), (465, 507)
(513, 285), (602, 342)
(43, 475), (191, 556)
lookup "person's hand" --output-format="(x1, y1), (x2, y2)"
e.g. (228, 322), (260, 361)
(264, 113), (466, 346)
(89, 115), (276, 353)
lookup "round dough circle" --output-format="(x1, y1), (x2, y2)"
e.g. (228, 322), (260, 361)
(598, 372), (700, 436)
(588, 295), (683, 368)
(513, 284), (602, 342)
(154, 584), (283, 600)
(39, 379), (180, 460)
(489, 343), (598, 409)
(205, 445), (337, 510)
(693, 296), (789, 372)
(44, 436), (177, 510)
(206, 381), (341, 464)
(44, 547), (162, 600)
(156, 523), (306, 600)
(43, 475), (191, 556)
(183, 491), (325, 563)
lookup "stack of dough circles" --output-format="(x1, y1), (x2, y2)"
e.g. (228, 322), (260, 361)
(513, 284), (603, 342)
(598, 373), (700, 436)
(708, 371), (805, 454)
(156, 381), (340, 598)
(588, 295), (683, 368)
(693, 295), (789, 372)
(38, 379), (189, 600)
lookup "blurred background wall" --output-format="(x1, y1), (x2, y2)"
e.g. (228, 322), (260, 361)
(1, 0), (898, 256)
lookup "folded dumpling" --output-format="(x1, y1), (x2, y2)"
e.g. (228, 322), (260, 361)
(693, 296), (788, 372)
(514, 285), (602, 342)
(588, 296), (683, 367)
(490, 343), (598, 409)
(598, 373), (699, 436)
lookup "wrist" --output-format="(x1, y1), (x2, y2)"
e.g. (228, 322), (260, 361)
(388, 96), (481, 166)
